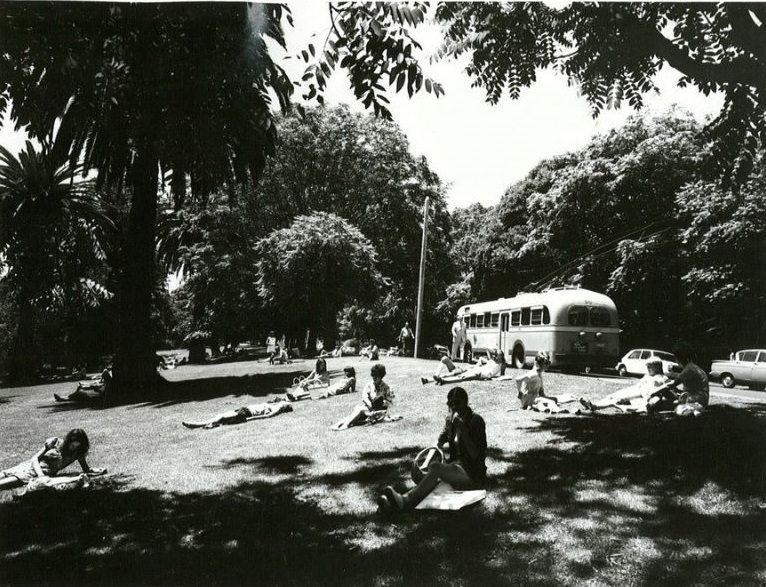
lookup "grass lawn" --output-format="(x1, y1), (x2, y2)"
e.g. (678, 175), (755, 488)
(1, 357), (766, 586)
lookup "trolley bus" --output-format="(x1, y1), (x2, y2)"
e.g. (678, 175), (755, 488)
(456, 287), (619, 370)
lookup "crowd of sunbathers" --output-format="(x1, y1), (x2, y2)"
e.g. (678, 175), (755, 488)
(5, 339), (708, 514)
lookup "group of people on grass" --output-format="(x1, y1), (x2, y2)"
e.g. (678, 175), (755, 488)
(4, 339), (709, 513)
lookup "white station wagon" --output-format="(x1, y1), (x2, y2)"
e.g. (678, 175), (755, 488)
(709, 349), (766, 389)
(616, 349), (680, 377)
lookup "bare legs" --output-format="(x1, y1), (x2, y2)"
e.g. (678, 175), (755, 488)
(383, 462), (474, 510)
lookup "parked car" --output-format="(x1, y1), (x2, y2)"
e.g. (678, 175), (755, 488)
(615, 349), (680, 377)
(709, 349), (766, 389)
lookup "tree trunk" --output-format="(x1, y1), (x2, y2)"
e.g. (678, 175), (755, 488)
(114, 148), (161, 395)
(7, 297), (38, 385)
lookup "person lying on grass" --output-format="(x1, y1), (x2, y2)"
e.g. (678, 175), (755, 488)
(645, 342), (709, 417)
(182, 400), (293, 429)
(377, 386), (486, 512)
(580, 358), (667, 413)
(331, 363), (394, 430)
(54, 367), (113, 403)
(0, 429), (106, 491)
(433, 349), (503, 385)
(421, 350), (466, 385)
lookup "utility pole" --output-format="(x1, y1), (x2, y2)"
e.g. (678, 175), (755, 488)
(414, 197), (429, 359)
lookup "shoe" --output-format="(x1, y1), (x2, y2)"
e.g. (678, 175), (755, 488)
(54, 393), (65, 402)
(420, 377), (429, 385)
(377, 494), (393, 514)
(383, 486), (404, 510)
(433, 376), (443, 386)
(579, 398), (594, 411)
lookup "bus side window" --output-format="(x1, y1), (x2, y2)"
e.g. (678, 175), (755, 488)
(470, 314), (477, 327)
(521, 307), (531, 326)
(477, 314), (484, 328)
(511, 310), (521, 327)
(490, 313), (499, 328)
(531, 308), (543, 326)
(484, 312), (491, 327)
(501, 314), (509, 331)
(543, 306), (550, 325)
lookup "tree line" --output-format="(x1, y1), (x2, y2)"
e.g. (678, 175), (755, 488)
(2, 2), (765, 389)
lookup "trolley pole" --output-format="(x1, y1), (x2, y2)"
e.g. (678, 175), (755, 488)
(414, 197), (430, 359)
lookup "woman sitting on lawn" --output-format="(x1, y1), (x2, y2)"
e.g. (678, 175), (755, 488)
(286, 358), (332, 401)
(315, 366), (357, 399)
(183, 399), (293, 429)
(433, 349), (503, 385)
(270, 345), (289, 365)
(331, 363), (394, 430)
(54, 367), (112, 403)
(516, 352), (552, 409)
(359, 339), (380, 361)
(0, 429), (106, 490)
(580, 358), (667, 413)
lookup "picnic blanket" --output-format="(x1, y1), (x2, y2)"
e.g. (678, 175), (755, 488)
(414, 481), (487, 511)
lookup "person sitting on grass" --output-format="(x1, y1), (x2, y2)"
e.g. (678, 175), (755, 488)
(516, 352), (552, 409)
(315, 366), (357, 399)
(270, 345), (289, 365)
(421, 350), (466, 385)
(183, 399), (293, 429)
(377, 386), (486, 512)
(646, 342), (709, 417)
(54, 367), (113, 403)
(331, 363), (394, 430)
(359, 339), (380, 361)
(580, 358), (667, 413)
(433, 349), (503, 385)
(0, 429), (106, 491)
(287, 358), (331, 401)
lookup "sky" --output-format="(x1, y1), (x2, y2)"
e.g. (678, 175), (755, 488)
(0, 1), (725, 210)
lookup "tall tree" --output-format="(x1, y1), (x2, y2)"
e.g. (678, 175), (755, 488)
(0, 3), (292, 392)
(255, 212), (383, 346)
(0, 142), (114, 383)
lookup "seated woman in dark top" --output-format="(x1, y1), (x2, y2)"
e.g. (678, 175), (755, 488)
(377, 386), (486, 511)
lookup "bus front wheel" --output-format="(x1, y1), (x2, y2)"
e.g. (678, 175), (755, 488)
(512, 345), (525, 369)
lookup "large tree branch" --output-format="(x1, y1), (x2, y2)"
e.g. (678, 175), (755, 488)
(727, 4), (766, 64)
(627, 16), (766, 91)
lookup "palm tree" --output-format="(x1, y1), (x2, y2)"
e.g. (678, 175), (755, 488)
(0, 3), (293, 391)
(0, 141), (115, 383)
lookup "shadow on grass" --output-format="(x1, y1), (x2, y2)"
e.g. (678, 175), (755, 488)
(2, 408), (766, 585)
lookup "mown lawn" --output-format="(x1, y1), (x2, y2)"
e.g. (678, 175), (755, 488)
(1, 357), (765, 586)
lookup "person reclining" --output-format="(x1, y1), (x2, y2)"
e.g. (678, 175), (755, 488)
(270, 345), (289, 365)
(421, 351), (466, 385)
(315, 366), (357, 399)
(433, 349), (502, 385)
(54, 368), (113, 402)
(377, 386), (486, 512)
(0, 429), (106, 491)
(183, 400), (293, 429)
(332, 363), (393, 430)
(580, 358), (667, 412)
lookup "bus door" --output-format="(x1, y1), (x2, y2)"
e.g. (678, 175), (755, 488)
(500, 313), (510, 353)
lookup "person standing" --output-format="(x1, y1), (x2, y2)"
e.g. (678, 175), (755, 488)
(451, 318), (463, 360)
(399, 322), (414, 357)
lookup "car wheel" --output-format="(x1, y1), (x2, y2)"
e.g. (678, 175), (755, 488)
(512, 345), (525, 369)
(721, 373), (735, 388)
(617, 365), (628, 377)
